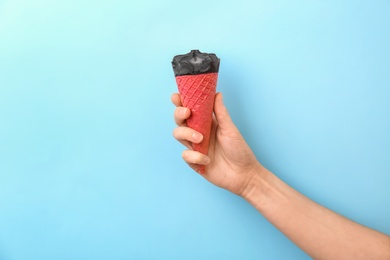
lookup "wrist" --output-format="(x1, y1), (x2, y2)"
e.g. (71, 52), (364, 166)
(240, 164), (278, 214)
(240, 163), (268, 200)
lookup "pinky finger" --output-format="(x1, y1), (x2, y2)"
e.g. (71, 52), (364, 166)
(182, 150), (210, 174)
(182, 150), (210, 165)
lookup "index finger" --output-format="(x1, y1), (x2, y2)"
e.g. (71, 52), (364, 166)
(171, 93), (182, 107)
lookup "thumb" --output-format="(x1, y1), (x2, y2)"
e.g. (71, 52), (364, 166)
(214, 92), (235, 131)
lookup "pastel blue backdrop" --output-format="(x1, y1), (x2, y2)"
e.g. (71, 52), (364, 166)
(0, 0), (389, 259)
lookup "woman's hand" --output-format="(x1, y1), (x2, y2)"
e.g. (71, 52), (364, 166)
(172, 92), (264, 196)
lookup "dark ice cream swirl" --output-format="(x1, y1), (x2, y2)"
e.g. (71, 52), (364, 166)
(172, 50), (220, 76)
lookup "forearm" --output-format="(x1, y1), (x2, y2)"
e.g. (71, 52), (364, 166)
(242, 164), (390, 259)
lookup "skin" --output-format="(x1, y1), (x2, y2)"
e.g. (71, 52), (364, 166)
(172, 92), (390, 260)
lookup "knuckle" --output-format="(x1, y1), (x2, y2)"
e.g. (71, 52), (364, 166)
(182, 150), (190, 161)
(174, 107), (181, 116)
(174, 112), (181, 123)
(174, 127), (192, 141)
(172, 128), (180, 139)
(182, 150), (202, 164)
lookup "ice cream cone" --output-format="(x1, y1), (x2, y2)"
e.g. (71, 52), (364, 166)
(176, 72), (218, 155)
(172, 50), (220, 173)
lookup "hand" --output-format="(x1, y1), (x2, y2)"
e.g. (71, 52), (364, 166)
(172, 92), (264, 196)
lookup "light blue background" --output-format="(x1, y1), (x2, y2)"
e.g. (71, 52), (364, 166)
(0, 0), (389, 259)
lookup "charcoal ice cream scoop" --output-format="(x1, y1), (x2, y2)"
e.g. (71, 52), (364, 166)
(172, 50), (220, 76)
(171, 50), (221, 174)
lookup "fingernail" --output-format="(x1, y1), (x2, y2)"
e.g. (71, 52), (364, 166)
(203, 157), (210, 164)
(192, 132), (202, 142)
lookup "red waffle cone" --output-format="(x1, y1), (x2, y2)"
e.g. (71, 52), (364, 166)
(176, 73), (218, 158)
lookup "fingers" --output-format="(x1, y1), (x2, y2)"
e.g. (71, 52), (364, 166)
(175, 131), (210, 174)
(174, 107), (190, 126)
(171, 93), (182, 107)
(173, 127), (203, 149)
(182, 150), (210, 166)
(172, 92), (210, 174)
(172, 93), (191, 126)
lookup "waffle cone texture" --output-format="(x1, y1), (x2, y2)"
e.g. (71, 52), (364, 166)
(176, 73), (218, 156)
